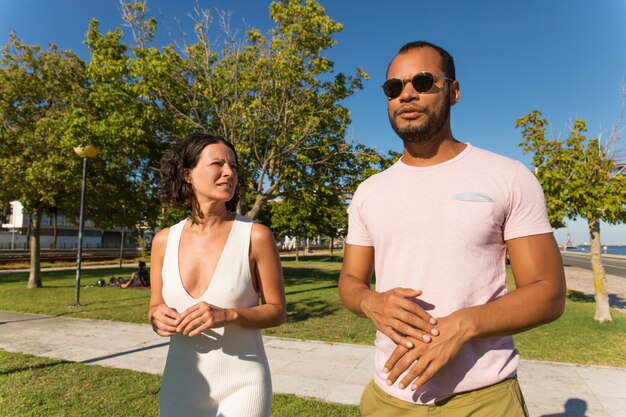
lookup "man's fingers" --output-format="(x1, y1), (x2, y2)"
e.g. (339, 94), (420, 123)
(391, 319), (435, 343)
(395, 298), (438, 327)
(407, 359), (439, 390)
(383, 344), (409, 374)
(388, 350), (421, 386)
(382, 326), (415, 349)
(392, 287), (422, 298)
(412, 366), (438, 390)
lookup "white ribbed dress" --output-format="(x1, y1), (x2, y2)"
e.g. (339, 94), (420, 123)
(159, 216), (272, 417)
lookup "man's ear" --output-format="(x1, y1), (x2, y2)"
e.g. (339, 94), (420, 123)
(449, 80), (460, 107)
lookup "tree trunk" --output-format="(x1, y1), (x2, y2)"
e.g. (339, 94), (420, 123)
(245, 192), (269, 220)
(295, 236), (300, 262)
(52, 208), (58, 249)
(27, 208), (44, 288)
(588, 217), (612, 322)
(237, 186), (249, 216)
(329, 237), (334, 259)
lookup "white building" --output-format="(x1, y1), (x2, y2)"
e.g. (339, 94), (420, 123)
(0, 201), (130, 250)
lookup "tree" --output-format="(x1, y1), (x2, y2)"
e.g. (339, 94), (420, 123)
(269, 144), (395, 260)
(516, 102), (626, 322)
(0, 35), (88, 288)
(270, 188), (343, 262)
(121, 0), (370, 219)
(0, 29), (163, 288)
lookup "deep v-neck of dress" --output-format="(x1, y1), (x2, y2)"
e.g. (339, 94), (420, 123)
(176, 216), (238, 301)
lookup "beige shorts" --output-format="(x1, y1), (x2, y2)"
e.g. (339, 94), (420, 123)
(360, 377), (529, 417)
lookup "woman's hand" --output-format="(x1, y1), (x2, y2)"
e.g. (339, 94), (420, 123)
(150, 304), (180, 337)
(176, 302), (236, 337)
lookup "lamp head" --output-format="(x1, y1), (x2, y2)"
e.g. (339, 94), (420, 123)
(74, 145), (100, 158)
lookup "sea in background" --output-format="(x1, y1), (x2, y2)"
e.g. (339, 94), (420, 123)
(562, 245), (626, 256)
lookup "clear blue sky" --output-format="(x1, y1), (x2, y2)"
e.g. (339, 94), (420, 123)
(2, 0), (626, 245)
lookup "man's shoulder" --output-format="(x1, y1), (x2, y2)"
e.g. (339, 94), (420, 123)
(467, 145), (522, 169)
(356, 162), (401, 190)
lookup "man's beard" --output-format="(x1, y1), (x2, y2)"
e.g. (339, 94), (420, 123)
(389, 95), (451, 144)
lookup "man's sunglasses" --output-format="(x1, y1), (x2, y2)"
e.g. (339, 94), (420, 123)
(382, 71), (452, 99)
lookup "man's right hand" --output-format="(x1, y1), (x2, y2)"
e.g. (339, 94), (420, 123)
(360, 287), (439, 348)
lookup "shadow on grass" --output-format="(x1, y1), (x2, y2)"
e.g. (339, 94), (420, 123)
(282, 266), (339, 287)
(567, 290), (626, 309)
(280, 254), (343, 263)
(286, 284), (338, 296)
(286, 297), (341, 323)
(609, 294), (626, 309)
(567, 290), (594, 303)
(0, 358), (68, 377)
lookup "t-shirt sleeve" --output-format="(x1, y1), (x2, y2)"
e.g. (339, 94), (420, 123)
(346, 186), (374, 247)
(503, 163), (553, 241)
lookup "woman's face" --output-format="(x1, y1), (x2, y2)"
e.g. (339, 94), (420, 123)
(186, 143), (238, 205)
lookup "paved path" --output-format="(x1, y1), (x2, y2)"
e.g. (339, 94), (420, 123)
(1, 309), (625, 417)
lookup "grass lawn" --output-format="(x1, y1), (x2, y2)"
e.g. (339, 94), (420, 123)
(1, 255), (625, 366)
(0, 350), (359, 417)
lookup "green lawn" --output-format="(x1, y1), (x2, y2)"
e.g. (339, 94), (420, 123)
(1, 255), (625, 366)
(0, 350), (359, 417)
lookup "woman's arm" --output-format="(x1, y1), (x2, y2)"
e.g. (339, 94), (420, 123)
(177, 223), (286, 336)
(148, 228), (180, 336)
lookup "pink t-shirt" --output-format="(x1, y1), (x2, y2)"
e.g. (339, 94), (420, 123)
(346, 144), (552, 404)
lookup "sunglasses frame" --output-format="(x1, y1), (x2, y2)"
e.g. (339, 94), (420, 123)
(382, 71), (453, 99)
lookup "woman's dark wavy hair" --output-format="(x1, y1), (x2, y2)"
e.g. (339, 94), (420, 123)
(159, 133), (239, 224)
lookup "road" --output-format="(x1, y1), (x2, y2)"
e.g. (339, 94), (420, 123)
(560, 252), (626, 278)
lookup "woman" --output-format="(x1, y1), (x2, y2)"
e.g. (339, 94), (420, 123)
(121, 260), (149, 288)
(149, 133), (286, 417)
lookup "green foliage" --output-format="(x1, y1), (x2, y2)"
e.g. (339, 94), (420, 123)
(117, 0), (379, 219)
(516, 110), (626, 228)
(0, 35), (86, 217)
(1, 0), (389, 286)
(135, 235), (148, 259)
(158, 207), (190, 229)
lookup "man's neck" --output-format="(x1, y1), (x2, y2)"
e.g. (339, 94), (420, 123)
(401, 135), (466, 167)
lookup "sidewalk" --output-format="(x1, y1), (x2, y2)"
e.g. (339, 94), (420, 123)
(562, 265), (626, 314)
(1, 309), (624, 417)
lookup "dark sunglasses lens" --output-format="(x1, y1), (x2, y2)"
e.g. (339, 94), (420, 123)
(412, 73), (435, 92)
(382, 79), (403, 98)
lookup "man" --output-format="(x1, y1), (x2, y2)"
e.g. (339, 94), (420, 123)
(338, 41), (565, 416)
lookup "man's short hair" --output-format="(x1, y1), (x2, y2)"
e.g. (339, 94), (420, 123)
(389, 40), (456, 81)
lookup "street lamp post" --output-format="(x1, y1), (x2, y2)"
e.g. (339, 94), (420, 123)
(73, 145), (99, 307)
(119, 205), (126, 269)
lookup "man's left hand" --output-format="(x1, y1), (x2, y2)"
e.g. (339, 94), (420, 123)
(383, 313), (470, 390)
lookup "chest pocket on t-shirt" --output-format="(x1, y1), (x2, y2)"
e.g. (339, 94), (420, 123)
(444, 192), (503, 247)
(450, 192), (493, 202)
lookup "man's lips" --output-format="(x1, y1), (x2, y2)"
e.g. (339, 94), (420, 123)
(396, 106), (427, 119)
